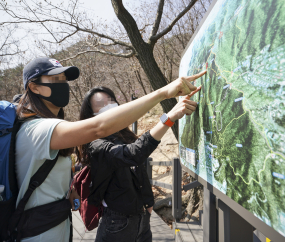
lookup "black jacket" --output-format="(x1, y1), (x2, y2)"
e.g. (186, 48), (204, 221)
(88, 131), (160, 215)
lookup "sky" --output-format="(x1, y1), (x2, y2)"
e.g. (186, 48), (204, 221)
(0, 0), (149, 68)
(1, 0), (142, 23)
(80, 0), (127, 21)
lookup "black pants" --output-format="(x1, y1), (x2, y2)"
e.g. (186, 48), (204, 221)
(95, 207), (152, 242)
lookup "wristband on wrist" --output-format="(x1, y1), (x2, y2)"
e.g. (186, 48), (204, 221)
(160, 113), (175, 127)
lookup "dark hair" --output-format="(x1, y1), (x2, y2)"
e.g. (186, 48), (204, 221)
(76, 86), (138, 166)
(17, 77), (73, 157)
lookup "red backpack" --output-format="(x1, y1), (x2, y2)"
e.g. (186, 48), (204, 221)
(72, 166), (102, 231)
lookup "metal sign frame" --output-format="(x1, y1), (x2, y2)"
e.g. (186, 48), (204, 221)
(180, 164), (284, 242)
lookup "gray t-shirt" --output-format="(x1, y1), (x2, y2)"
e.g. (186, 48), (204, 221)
(15, 118), (71, 242)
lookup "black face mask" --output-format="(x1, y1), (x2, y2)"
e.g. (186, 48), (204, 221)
(34, 82), (70, 107)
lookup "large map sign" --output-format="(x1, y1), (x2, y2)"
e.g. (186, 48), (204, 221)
(179, 0), (285, 236)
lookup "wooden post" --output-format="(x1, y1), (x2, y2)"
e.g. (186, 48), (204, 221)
(172, 157), (182, 221)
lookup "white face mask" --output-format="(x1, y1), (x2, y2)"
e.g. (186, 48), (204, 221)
(93, 103), (118, 115)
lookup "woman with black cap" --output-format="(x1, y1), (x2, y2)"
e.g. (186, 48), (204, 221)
(14, 56), (205, 242)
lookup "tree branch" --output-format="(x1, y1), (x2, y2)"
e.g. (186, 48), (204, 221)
(0, 28), (23, 57)
(149, 0), (164, 41)
(0, 51), (22, 57)
(97, 41), (118, 47)
(0, 1), (133, 50)
(134, 70), (147, 95)
(110, 71), (128, 102)
(1, 17), (133, 48)
(111, 0), (147, 50)
(139, 23), (153, 34)
(59, 48), (135, 62)
(44, 29), (79, 44)
(22, 0), (58, 42)
(150, 0), (198, 42)
(0, 34), (10, 52)
(69, 85), (82, 106)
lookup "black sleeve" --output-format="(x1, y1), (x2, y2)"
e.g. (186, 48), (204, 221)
(89, 131), (160, 170)
(88, 156), (113, 206)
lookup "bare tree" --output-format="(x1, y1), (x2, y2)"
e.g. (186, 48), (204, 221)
(0, 0), (212, 138)
(0, 24), (25, 100)
(0, 25), (24, 68)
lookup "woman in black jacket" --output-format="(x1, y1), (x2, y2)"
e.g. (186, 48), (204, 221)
(77, 87), (199, 242)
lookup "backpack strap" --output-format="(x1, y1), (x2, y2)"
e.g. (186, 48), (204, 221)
(8, 117), (61, 241)
(8, 154), (60, 240)
(16, 198), (71, 240)
(8, 119), (24, 198)
(8, 117), (39, 197)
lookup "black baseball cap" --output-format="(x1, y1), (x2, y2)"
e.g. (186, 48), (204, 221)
(23, 57), (80, 89)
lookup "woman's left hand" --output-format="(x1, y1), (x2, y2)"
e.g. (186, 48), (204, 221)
(167, 95), (198, 122)
(69, 187), (81, 211)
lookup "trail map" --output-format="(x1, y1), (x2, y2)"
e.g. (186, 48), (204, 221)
(179, 0), (285, 236)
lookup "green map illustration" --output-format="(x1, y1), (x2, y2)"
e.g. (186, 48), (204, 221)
(179, 0), (285, 236)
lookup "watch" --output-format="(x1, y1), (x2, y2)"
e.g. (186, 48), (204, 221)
(160, 113), (175, 127)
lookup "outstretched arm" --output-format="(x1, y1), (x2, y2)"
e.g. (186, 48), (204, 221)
(150, 94), (198, 141)
(50, 71), (206, 150)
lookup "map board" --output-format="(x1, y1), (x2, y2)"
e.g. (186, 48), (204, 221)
(179, 0), (285, 237)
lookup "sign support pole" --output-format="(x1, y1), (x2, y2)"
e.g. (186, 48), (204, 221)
(203, 188), (217, 242)
(218, 199), (253, 242)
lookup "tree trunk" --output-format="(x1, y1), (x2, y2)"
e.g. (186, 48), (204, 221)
(112, 0), (179, 139)
(135, 43), (179, 140)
